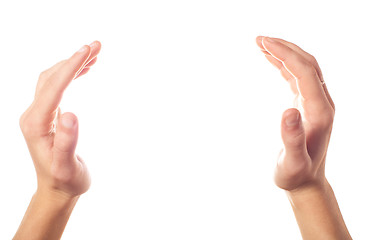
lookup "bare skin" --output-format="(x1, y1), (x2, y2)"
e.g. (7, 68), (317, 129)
(14, 41), (102, 240)
(12, 36), (351, 239)
(256, 36), (352, 240)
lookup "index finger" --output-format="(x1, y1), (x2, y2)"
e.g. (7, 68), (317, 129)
(261, 37), (330, 108)
(34, 45), (91, 115)
(24, 45), (96, 137)
(257, 36), (334, 110)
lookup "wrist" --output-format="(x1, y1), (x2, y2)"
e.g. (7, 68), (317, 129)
(286, 177), (329, 201)
(35, 187), (80, 210)
(285, 177), (333, 213)
(285, 178), (352, 239)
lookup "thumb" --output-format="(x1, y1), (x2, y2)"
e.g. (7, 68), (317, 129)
(280, 108), (307, 162)
(275, 108), (311, 190)
(53, 112), (79, 165)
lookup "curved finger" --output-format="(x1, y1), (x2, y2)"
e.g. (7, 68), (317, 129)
(264, 54), (299, 95)
(321, 82), (335, 110)
(257, 36), (298, 94)
(76, 41), (101, 76)
(29, 45), (91, 135)
(258, 37), (322, 78)
(266, 37), (335, 110)
(34, 60), (67, 97)
(262, 37), (329, 107)
(74, 67), (91, 79)
(257, 36), (335, 110)
(85, 56), (98, 68)
(74, 42), (100, 79)
(74, 57), (97, 79)
(271, 38), (323, 77)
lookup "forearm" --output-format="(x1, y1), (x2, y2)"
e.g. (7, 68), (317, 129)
(13, 189), (79, 240)
(287, 179), (351, 240)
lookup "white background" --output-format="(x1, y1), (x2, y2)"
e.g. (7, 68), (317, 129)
(1, 0), (365, 239)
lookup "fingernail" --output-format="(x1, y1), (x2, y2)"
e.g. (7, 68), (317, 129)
(77, 45), (87, 53)
(89, 41), (97, 47)
(285, 112), (300, 127)
(62, 117), (75, 129)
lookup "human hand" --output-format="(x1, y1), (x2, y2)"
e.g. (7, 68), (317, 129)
(256, 36), (335, 192)
(19, 41), (101, 199)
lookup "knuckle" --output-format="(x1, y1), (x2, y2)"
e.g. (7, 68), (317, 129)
(323, 111), (335, 125)
(19, 112), (31, 135)
(303, 60), (316, 73)
(19, 113), (26, 129)
(294, 57), (317, 78)
(314, 109), (335, 129)
(286, 131), (305, 149)
(309, 54), (318, 65)
(19, 113), (39, 138)
(295, 63), (318, 81)
(53, 141), (71, 154)
(39, 70), (48, 80)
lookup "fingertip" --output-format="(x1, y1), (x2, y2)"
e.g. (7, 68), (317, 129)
(89, 40), (102, 48)
(280, 109), (306, 160)
(89, 41), (102, 56)
(61, 112), (78, 129)
(282, 108), (301, 129)
(262, 36), (275, 47)
(256, 36), (265, 49)
(72, 45), (91, 63)
(53, 112), (79, 157)
(283, 107), (300, 116)
(77, 45), (91, 54)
